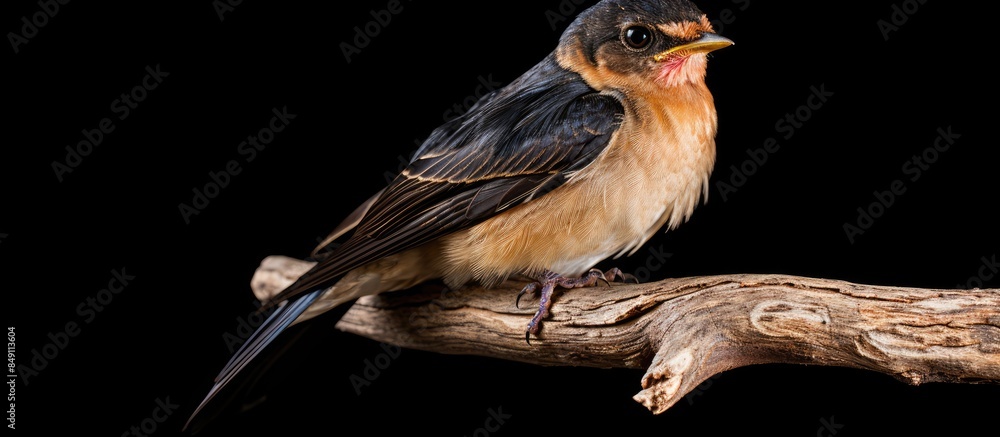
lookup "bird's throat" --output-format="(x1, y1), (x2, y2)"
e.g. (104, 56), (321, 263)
(656, 54), (708, 88)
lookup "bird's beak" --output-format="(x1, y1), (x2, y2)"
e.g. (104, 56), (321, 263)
(653, 33), (734, 62)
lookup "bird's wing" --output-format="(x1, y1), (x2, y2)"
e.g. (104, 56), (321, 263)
(271, 64), (625, 304)
(185, 62), (625, 432)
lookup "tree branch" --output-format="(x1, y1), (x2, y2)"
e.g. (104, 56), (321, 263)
(251, 255), (1000, 414)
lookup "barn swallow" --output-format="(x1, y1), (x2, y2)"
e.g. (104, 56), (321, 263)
(185, 0), (731, 431)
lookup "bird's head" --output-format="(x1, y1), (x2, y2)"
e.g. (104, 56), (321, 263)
(556, 0), (732, 92)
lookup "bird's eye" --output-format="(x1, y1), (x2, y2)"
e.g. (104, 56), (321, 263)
(622, 25), (653, 50)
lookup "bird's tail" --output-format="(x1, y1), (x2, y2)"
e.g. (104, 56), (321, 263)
(182, 289), (351, 433)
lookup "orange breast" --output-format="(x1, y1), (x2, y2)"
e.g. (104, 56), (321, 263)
(438, 82), (718, 289)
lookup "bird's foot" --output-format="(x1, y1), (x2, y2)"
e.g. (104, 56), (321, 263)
(517, 268), (637, 344)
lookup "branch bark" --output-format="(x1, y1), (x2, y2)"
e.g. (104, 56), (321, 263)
(251, 255), (1000, 414)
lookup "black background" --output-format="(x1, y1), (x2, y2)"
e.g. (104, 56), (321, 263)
(5, 0), (998, 436)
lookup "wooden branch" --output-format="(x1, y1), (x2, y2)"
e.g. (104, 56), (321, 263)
(251, 255), (1000, 414)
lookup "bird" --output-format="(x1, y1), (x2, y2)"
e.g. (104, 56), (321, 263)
(184, 0), (731, 431)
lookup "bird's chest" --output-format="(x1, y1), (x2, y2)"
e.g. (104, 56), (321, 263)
(443, 88), (717, 283)
(585, 90), (718, 243)
(505, 97), (717, 276)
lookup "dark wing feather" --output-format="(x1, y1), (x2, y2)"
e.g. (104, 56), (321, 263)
(186, 56), (625, 431)
(269, 55), (625, 305)
(183, 289), (326, 433)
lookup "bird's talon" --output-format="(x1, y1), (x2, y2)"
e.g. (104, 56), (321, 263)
(602, 267), (624, 283)
(526, 319), (542, 345)
(516, 282), (538, 309)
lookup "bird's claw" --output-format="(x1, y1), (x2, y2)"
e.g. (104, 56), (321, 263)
(519, 267), (638, 345)
(515, 282), (538, 309)
(601, 267), (639, 284)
